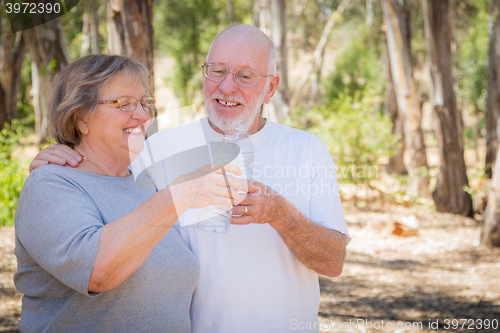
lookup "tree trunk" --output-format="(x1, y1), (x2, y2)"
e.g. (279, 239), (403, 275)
(30, 60), (50, 142)
(270, 0), (289, 122)
(307, 47), (325, 110)
(424, 0), (472, 216)
(81, 6), (90, 56)
(382, 0), (428, 194)
(227, 0), (235, 23)
(257, 0), (271, 35)
(385, 0), (412, 175)
(385, 54), (407, 174)
(0, 83), (6, 130)
(0, 11), (6, 128)
(486, 0), (500, 178)
(253, 0), (260, 27)
(5, 33), (25, 120)
(108, 0), (154, 93)
(91, 0), (100, 54)
(0, 11), (7, 128)
(401, 0), (413, 69)
(1, 19), (25, 121)
(82, 0), (101, 56)
(366, 0), (374, 27)
(482, 143), (500, 247)
(23, 19), (70, 143)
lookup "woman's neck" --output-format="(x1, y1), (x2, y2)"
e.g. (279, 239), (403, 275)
(74, 142), (131, 177)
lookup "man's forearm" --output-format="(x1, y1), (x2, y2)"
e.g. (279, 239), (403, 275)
(272, 198), (347, 277)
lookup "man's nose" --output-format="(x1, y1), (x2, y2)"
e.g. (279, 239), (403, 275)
(219, 71), (239, 94)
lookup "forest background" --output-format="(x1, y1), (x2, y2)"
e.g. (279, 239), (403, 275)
(2, 0), (499, 245)
(1, 0), (500, 331)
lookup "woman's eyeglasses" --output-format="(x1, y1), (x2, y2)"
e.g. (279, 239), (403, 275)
(98, 96), (156, 116)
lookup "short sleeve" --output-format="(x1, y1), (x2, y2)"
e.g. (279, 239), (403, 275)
(15, 169), (103, 296)
(308, 134), (350, 239)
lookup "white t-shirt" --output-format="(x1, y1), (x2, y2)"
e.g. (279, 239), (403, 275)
(178, 118), (349, 333)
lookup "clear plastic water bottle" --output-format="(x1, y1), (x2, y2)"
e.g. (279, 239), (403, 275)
(197, 124), (254, 234)
(233, 124), (254, 182)
(197, 134), (234, 234)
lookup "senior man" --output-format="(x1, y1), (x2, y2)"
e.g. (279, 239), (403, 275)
(30, 24), (349, 332)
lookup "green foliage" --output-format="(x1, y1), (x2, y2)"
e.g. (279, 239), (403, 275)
(16, 48), (35, 121)
(60, 0), (106, 60)
(287, 90), (399, 186)
(153, 0), (220, 105)
(323, 26), (385, 103)
(463, 164), (490, 214)
(60, 0), (85, 59)
(407, 0), (426, 70)
(289, 1), (337, 53)
(39, 58), (60, 75)
(0, 120), (30, 226)
(153, 0), (252, 106)
(457, 0), (488, 116)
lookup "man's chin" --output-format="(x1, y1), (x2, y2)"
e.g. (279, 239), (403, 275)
(207, 112), (242, 133)
(211, 119), (238, 134)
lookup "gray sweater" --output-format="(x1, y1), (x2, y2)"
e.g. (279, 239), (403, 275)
(14, 165), (199, 333)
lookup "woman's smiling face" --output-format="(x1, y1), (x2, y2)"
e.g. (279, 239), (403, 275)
(80, 72), (151, 161)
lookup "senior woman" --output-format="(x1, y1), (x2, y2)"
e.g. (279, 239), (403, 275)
(14, 55), (242, 332)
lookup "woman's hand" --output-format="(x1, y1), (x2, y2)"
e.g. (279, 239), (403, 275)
(169, 163), (245, 215)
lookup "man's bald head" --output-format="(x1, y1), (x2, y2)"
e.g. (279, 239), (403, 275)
(203, 24), (280, 135)
(206, 24), (276, 74)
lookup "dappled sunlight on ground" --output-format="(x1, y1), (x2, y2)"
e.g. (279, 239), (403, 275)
(318, 206), (500, 333)
(0, 227), (21, 332)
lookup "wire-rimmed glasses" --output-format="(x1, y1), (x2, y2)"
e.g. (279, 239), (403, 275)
(202, 63), (274, 88)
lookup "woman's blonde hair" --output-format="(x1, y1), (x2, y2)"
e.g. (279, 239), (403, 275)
(48, 55), (149, 146)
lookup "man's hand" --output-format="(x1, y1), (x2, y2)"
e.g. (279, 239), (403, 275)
(231, 179), (347, 277)
(29, 144), (82, 173)
(230, 180), (288, 229)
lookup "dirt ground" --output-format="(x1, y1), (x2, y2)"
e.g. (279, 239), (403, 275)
(1, 202), (499, 332)
(318, 203), (500, 333)
(0, 226), (20, 332)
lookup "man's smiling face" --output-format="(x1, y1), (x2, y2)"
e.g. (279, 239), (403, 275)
(202, 26), (278, 134)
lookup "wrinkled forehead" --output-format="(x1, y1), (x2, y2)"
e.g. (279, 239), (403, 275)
(207, 29), (271, 72)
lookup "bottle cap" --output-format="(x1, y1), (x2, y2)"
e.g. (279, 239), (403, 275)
(235, 124), (249, 132)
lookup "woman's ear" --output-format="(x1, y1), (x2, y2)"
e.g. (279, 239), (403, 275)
(76, 118), (89, 135)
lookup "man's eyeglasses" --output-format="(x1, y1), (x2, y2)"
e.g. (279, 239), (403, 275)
(98, 96), (156, 116)
(202, 63), (274, 88)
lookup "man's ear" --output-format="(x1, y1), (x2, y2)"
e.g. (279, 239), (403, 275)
(263, 74), (280, 104)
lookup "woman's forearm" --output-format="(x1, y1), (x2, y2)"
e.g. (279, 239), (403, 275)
(88, 187), (179, 292)
(87, 167), (241, 292)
